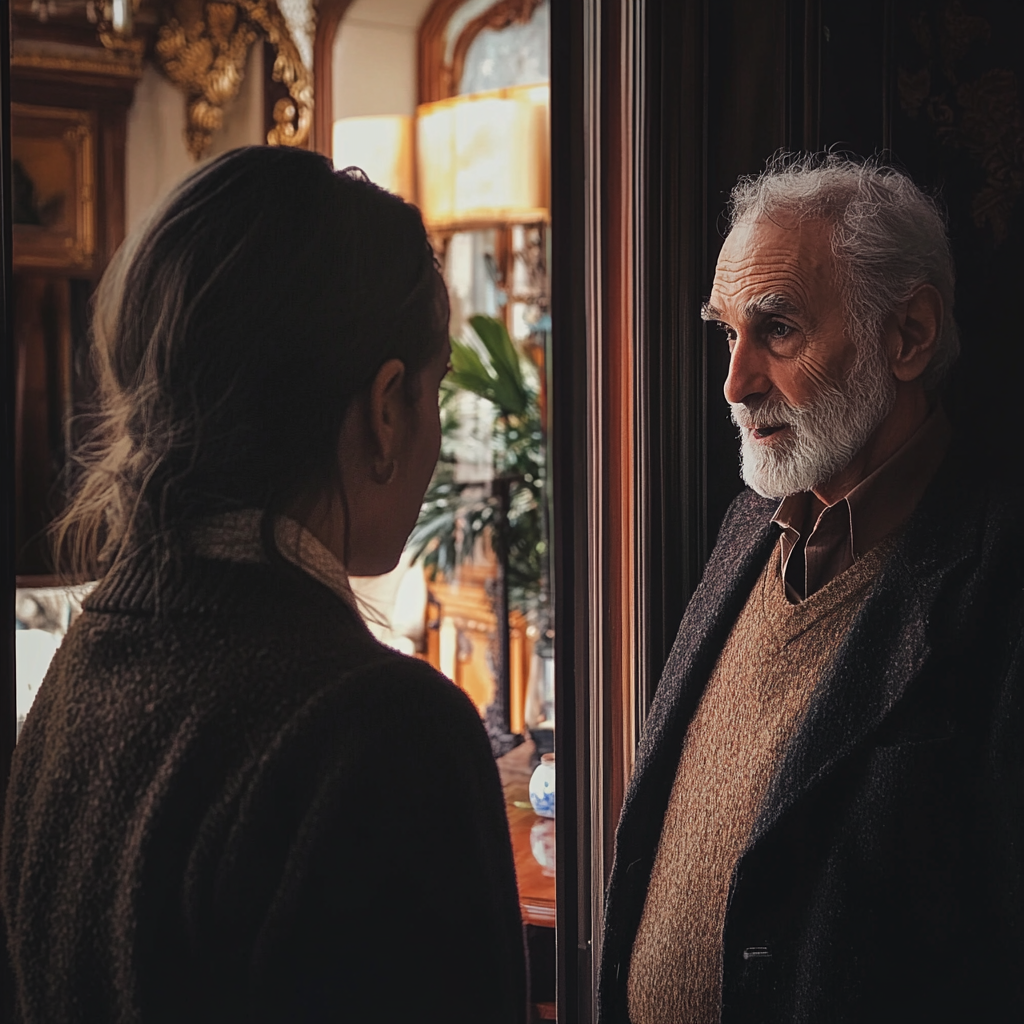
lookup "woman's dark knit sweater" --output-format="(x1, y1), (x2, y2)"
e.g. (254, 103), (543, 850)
(1, 550), (527, 1024)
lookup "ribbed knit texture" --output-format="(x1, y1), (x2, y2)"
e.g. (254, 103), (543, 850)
(1, 548), (527, 1024)
(627, 535), (895, 1024)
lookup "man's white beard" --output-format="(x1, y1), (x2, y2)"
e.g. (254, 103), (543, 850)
(730, 338), (897, 499)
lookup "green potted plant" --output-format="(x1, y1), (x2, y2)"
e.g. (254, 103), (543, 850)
(408, 314), (548, 616)
(407, 314), (551, 755)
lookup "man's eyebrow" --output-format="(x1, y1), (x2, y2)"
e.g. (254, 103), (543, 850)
(742, 293), (800, 319)
(700, 294), (800, 323)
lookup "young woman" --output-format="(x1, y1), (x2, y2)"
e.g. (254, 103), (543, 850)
(1, 146), (527, 1023)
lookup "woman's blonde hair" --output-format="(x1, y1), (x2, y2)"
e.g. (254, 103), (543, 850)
(53, 146), (448, 581)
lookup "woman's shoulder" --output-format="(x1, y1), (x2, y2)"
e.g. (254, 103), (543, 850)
(314, 648), (490, 748)
(228, 647), (502, 849)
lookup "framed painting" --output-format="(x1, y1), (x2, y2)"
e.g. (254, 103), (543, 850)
(11, 103), (96, 272)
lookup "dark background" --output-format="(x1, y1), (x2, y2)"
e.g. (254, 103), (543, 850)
(652, 0), (1024, 697)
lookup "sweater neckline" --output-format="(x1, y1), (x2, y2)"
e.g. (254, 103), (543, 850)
(760, 533), (896, 645)
(188, 510), (356, 610)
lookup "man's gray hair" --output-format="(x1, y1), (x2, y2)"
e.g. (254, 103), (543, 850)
(728, 152), (959, 390)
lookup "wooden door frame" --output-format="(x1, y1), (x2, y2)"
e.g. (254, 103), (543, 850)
(551, 2), (671, 1015)
(311, 0), (357, 155)
(2, 2), (18, 1019)
(552, 1), (711, 1016)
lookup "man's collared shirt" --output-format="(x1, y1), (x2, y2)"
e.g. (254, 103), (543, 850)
(772, 408), (952, 602)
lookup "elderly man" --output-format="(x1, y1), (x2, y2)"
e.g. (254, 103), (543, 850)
(599, 154), (1024, 1024)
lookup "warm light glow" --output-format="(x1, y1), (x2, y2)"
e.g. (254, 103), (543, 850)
(332, 115), (416, 203)
(416, 103), (456, 223)
(416, 84), (550, 229)
(112, 0), (132, 35)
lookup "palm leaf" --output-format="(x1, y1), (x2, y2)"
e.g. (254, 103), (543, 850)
(448, 316), (530, 417)
(468, 314), (526, 404)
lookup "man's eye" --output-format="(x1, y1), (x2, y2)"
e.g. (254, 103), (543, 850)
(768, 321), (793, 339)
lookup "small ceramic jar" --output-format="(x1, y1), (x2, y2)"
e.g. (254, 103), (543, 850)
(529, 752), (556, 818)
(530, 817), (556, 875)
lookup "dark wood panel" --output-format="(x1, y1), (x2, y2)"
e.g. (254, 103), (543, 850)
(888, 0), (1024, 469)
(12, 274), (73, 577)
(2, 7), (18, 1021)
(637, 0), (708, 724)
(549, 0), (588, 1019)
(818, 0), (893, 152)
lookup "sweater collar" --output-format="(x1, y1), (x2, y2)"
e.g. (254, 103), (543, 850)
(188, 510), (356, 610)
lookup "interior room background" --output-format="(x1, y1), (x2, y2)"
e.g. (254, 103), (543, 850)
(4, 1), (1024, 1022)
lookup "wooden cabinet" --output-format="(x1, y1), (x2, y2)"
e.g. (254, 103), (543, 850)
(426, 560), (534, 735)
(10, 9), (141, 579)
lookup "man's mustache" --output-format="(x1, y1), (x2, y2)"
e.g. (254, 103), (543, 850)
(730, 399), (801, 431)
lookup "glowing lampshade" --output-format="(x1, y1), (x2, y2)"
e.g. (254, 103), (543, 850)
(332, 115), (415, 202)
(416, 83), (549, 229)
(416, 102), (457, 224)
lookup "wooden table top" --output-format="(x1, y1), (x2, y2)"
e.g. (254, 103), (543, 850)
(498, 740), (556, 929)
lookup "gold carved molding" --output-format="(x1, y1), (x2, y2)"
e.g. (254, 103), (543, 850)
(154, 0), (313, 159)
(98, 30), (147, 76)
(239, 0), (313, 148)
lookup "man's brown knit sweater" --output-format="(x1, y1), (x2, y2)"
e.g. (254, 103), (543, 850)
(627, 534), (895, 1024)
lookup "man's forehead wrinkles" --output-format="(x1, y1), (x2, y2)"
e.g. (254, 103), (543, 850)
(714, 255), (810, 284)
(710, 268), (811, 319)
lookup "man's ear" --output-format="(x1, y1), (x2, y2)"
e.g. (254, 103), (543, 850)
(366, 357), (407, 472)
(887, 283), (942, 383)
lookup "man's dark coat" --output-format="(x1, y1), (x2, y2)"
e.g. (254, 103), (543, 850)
(599, 447), (1024, 1024)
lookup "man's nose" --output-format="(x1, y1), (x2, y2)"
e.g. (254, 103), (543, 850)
(723, 333), (772, 405)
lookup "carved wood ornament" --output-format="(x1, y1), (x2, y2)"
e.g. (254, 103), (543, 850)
(155, 0), (313, 159)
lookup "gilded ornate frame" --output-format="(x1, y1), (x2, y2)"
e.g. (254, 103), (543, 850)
(11, 103), (96, 272)
(154, 0), (314, 159)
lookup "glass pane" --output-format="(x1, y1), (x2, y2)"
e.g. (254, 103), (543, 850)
(459, 0), (551, 94)
(14, 584), (94, 739)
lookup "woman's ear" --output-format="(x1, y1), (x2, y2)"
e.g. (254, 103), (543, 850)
(888, 283), (942, 383)
(366, 358), (407, 482)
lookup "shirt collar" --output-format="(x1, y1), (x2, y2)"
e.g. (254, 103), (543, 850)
(771, 406), (952, 599)
(189, 509), (357, 609)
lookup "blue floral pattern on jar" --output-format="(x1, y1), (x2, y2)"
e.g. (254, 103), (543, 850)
(529, 752), (556, 818)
